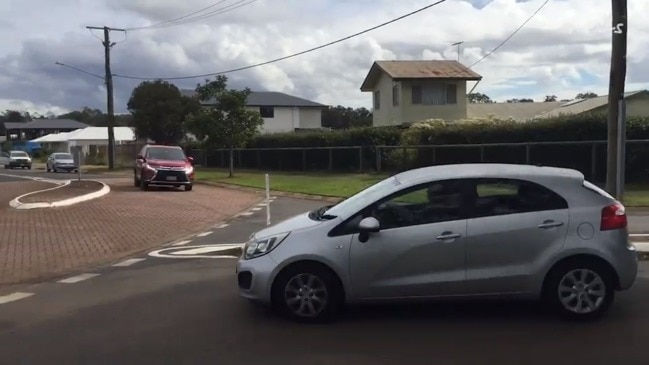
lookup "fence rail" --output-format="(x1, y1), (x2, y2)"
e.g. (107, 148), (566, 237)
(186, 139), (649, 183)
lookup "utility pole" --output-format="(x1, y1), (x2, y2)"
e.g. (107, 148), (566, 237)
(605, 0), (628, 200)
(86, 26), (125, 170)
(452, 41), (464, 62)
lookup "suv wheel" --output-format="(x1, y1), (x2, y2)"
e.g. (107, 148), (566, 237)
(140, 176), (149, 191)
(271, 263), (343, 323)
(543, 259), (615, 320)
(133, 172), (140, 187)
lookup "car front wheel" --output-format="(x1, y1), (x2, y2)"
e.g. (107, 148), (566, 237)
(272, 264), (343, 323)
(543, 259), (615, 320)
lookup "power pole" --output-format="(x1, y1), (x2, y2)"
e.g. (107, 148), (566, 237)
(605, 0), (628, 200)
(86, 26), (125, 170)
(452, 41), (464, 62)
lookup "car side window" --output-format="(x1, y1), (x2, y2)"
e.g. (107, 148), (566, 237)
(364, 180), (467, 230)
(469, 178), (568, 218)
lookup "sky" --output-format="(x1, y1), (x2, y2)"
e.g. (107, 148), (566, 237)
(0, 0), (647, 115)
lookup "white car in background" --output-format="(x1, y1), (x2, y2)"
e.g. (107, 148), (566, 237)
(0, 150), (32, 169)
(46, 152), (78, 173)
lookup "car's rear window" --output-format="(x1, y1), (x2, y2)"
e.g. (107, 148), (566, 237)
(583, 180), (615, 200)
(55, 153), (73, 159)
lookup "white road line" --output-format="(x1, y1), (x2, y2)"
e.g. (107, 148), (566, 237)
(215, 223), (229, 229)
(238, 211), (254, 217)
(633, 241), (649, 252)
(196, 231), (212, 237)
(172, 240), (192, 246)
(251, 207), (262, 211)
(57, 273), (100, 284)
(112, 258), (146, 267)
(257, 203), (267, 207)
(0, 292), (34, 305)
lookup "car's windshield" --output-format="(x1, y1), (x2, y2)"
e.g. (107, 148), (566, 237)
(54, 153), (73, 160)
(324, 175), (401, 218)
(10, 151), (28, 157)
(146, 147), (186, 161)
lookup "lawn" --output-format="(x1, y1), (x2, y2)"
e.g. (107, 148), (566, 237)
(195, 168), (649, 207)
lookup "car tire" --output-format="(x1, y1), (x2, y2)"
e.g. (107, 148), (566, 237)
(133, 173), (140, 187)
(271, 263), (343, 323)
(184, 184), (193, 191)
(46, 165), (50, 172)
(543, 258), (615, 321)
(140, 176), (149, 191)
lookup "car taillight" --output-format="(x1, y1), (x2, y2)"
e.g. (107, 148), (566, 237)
(601, 203), (627, 231)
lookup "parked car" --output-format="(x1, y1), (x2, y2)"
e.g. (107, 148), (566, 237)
(236, 163), (638, 322)
(134, 144), (195, 191)
(46, 152), (77, 173)
(0, 150), (32, 169)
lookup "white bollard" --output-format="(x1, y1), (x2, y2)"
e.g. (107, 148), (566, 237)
(265, 173), (271, 226)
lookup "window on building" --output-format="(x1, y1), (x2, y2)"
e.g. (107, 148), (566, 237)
(392, 85), (400, 106)
(411, 83), (458, 105)
(374, 90), (381, 109)
(260, 106), (275, 118)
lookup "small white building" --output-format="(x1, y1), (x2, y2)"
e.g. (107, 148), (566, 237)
(181, 90), (327, 134)
(31, 127), (136, 155)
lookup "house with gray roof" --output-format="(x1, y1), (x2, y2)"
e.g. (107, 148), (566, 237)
(3, 119), (90, 142)
(181, 90), (328, 134)
(536, 90), (649, 119)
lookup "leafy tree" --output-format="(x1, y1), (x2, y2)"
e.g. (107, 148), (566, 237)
(468, 92), (494, 104)
(576, 92), (598, 99)
(322, 105), (372, 129)
(0, 110), (30, 123)
(544, 95), (558, 102)
(186, 75), (263, 177)
(58, 107), (105, 126)
(127, 80), (198, 144)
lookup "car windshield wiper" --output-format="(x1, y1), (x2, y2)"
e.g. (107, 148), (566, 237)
(314, 205), (337, 221)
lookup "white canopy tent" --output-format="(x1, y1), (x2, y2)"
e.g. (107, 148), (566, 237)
(65, 127), (136, 146)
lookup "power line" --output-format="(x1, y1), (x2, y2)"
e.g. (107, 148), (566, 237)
(113, 0), (449, 81)
(126, 0), (259, 31)
(54, 62), (105, 80)
(469, 0), (550, 68)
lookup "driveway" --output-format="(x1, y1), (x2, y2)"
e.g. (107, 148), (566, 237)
(0, 176), (260, 287)
(0, 197), (647, 365)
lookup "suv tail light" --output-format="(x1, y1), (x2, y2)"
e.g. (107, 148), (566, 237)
(600, 203), (627, 231)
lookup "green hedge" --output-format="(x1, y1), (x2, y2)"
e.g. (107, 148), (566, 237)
(198, 113), (649, 182)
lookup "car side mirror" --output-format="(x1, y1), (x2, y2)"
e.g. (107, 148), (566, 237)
(187, 156), (194, 165)
(136, 154), (145, 162)
(358, 217), (380, 243)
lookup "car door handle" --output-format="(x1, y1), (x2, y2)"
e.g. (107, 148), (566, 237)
(436, 232), (461, 240)
(538, 221), (564, 229)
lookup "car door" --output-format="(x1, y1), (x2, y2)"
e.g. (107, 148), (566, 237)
(348, 179), (470, 300)
(464, 178), (570, 295)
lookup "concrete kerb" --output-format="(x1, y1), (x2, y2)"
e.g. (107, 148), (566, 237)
(9, 179), (111, 210)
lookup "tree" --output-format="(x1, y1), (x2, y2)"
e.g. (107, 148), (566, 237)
(322, 105), (372, 129)
(576, 92), (598, 99)
(544, 95), (558, 102)
(127, 80), (198, 144)
(58, 107), (105, 126)
(468, 92), (494, 104)
(507, 98), (534, 103)
(186, 75), (263, 177)
(0, 110), (30, 123)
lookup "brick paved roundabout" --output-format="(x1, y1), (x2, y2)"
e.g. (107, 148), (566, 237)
(0, 177), (261, 287)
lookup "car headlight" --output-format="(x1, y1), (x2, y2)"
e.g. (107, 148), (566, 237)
(144, 163), (157, 171)
(244, 232), (290, 260)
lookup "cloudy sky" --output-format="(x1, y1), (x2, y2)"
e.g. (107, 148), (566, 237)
(0, 0), (646, 115)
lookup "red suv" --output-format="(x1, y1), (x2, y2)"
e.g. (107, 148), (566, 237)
(134, 144), (195, 191)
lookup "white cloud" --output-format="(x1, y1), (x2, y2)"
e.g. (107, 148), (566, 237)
(0, 0), (647, 115)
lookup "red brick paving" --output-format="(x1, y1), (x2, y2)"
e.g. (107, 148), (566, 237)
(0, 178), (260, 286)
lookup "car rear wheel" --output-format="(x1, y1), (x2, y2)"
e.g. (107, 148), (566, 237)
(543, 259), (615, 320)
(272, 263), (343, 323)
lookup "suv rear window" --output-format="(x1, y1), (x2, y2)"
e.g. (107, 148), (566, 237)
(583, 181), (615, 200)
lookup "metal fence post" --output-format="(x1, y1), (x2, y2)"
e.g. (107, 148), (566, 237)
(525, 144), (531, 165)
(358, 147), (363, 172)
(591, 143), (597, 181)
(328, 148), (333, 172)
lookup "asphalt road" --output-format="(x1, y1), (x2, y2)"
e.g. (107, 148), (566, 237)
(0, 194), (648, 364)
(0, 167), (107, 181)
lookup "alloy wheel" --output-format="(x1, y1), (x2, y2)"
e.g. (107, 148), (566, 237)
(557, 268), (606, 314)
(283, 273), (328, 318)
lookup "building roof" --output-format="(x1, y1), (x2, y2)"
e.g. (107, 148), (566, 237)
(4, 119), (90, 130)
(467, 102), (564, 121)
(180, 90), (327, 108)
(361, 60), (482, 91)
(31, 127), (135, 143)
(537, 90), (649, 118)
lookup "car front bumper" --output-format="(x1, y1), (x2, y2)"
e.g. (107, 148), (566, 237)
(8, 160), (31, 167)
(144, 168), (194, 185)
(53, 164), (77, 171)
(236, 254), (278, 304)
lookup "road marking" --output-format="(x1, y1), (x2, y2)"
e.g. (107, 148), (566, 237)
(0, 292), (34, 305)
(112, 258), (145, 267)
(630, 234), (649, 237)
(215, 223), (229, 229)
(58, 273), (100, 284)
(237, 211), (254, 217)
(251, 207), (262, 211)
(148, 244), (244, 259)
(172, 239), (192, 246)
(257, 203), (267, 207)
(196, 231), (212, 237)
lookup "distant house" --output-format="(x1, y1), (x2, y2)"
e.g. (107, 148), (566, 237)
(3, 119), (90, 142)
(181, 90), (328, 134)
(360, 60), (482, 126)
(537, 90), (649, 119)
(467, 102), (564, 121)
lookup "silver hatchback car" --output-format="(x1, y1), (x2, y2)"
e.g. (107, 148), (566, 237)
(236, 163), (638, 322)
